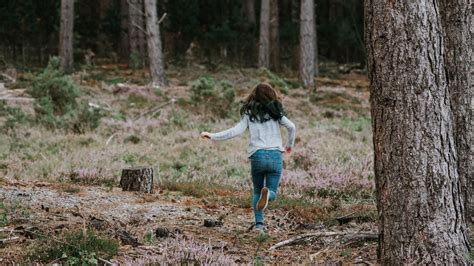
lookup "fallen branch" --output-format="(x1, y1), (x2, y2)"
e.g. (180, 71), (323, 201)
(269, 231), (377, 251)
(134, 98), (176, 120)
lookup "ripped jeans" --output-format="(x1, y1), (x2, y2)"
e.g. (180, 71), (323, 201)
(249, 149), (283, 224)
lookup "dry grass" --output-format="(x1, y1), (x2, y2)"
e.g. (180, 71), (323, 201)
(0, 65), (376, 263)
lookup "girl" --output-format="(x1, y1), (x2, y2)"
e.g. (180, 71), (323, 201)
(200, 83), (296, 232)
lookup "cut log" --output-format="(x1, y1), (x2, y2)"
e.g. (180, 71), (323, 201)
(120, 167), (154, 193)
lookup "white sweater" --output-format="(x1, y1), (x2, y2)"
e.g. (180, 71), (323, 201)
(209, 114), (296, 157)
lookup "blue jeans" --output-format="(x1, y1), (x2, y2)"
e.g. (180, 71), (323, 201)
(250, 149), (283, 224)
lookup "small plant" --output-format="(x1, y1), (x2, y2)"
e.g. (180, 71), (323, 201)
(30, 230), (119, 264)
(129, 51), (144, 69)
(0, 101), (30, 134)
(189, 77), (237, 118)
(0, 202), (8, 227)
(259, 67), (290, 95)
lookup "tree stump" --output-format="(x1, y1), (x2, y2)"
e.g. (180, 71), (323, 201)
(120, 167), (154, 193)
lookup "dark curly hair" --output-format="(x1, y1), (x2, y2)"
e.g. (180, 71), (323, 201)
(240, 83), (286, 123)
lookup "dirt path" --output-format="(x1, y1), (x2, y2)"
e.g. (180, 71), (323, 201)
(0, 183), (377, 264)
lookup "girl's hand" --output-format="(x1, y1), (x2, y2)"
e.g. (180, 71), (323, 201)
(285, 147), (292, 155)
(200, 132), (211, 139)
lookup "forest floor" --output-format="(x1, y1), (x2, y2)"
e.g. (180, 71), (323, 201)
(0, 63), (382, 264)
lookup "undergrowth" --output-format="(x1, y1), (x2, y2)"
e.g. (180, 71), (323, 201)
(29, 230), (119, 264)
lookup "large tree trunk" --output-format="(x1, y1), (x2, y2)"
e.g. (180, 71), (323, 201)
(314, 4), (319, 77)
(365, 0), (470, 264)
(119, 0), (130, 61)
(144, 0), (166, 86)
(269, 0), (279, 70)
(243, 0), (256, 24)
(128, 0), (147, 67)
(258, 0), (270, 68)
(299, 0), (315, 88)
(59, 0), (74, 73)
(439, 0), (473, 224)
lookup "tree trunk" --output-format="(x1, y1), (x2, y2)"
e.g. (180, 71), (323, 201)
(299, 0), (314, 88)
(439, 0), (473, 224)
(365, 0), (470, 264)
(59, 0), (74, 73)
(243, 0), (256, 24)
(120, 0), (130, 61)
(314, 4), (319, 77)
(270, 0), (279, 70)
(144, 0), (166, 86)
(258, 0), (270, 68)
(128, 0), (146, 66)
(120, 167), (154, 193)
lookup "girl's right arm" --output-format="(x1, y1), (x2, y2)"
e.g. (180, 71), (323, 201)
(202, 115), (249, 141)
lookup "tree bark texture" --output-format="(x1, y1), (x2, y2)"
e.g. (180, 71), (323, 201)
(299, 0), (315, 88)
(270, 0), (279, 70)
(258, 0), (270, 68)
(314, 4), (319, 77)
(365, 0), (470, 264)
(145, 0), (166, 86)
(439, 0), (473, 224)
(59, 0), (75, 73)
(244, 0), (256, 24)
(120, 0), (130, 61)
(128, 0), (147, 64)
(120, 167), (154, 193)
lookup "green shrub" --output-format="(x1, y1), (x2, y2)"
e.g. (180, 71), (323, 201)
(29, 57), (80, 115)
(259, 68), (290, 95)
(28, 57), (103, 133)
(0, 101), (31, 133)
(189, 77), (236, 118)
(30, 230), (119, 264)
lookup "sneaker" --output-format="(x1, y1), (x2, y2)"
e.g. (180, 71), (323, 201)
(255, 222), (265, 232)
(256, 187), (270, 211)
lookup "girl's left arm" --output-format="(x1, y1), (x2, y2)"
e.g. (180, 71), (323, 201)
(208, 115), (249, 141)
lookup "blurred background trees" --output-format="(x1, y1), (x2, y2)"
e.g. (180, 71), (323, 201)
(0, 0), (365, 70)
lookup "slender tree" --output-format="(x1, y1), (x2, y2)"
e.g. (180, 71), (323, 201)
(270, 0), (279, 70)
(439, 0), (473, 223)
(299, 0), (315, 88)
(59, 0), (75, 72)
(144, 0), (166, 86)
(258, 0), (270, 68)
(128, 0), (147, 66)
(365, 0), (470, 263)
(243, 0), (256, 24)
(119, 0), (130, 61)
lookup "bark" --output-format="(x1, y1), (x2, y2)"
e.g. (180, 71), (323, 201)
(120, 0), (130, 61)
(128, 0), (147, 65)
(270, 0), (279, 70)
(120, 167), (154, 193)
(243, 0), (256, 24)
(144, 0), (166, 86)
(299, 0), (315, 88)
(365, 0), (470, 264)
(314, 4), (319, 77)
(258, 0), (271, 68)
(59, 0), (74, 73)
(439, 0), (473, 224)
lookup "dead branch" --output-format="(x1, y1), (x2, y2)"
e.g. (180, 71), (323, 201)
(132, 21), (148, 35)
(269, 231), (377, 251)
(158, 13), (167, 24)
(134, 98), (176, 120)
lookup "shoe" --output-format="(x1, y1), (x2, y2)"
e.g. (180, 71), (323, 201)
(257, 187), (270, 211)
(255, 222), (265, 232)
